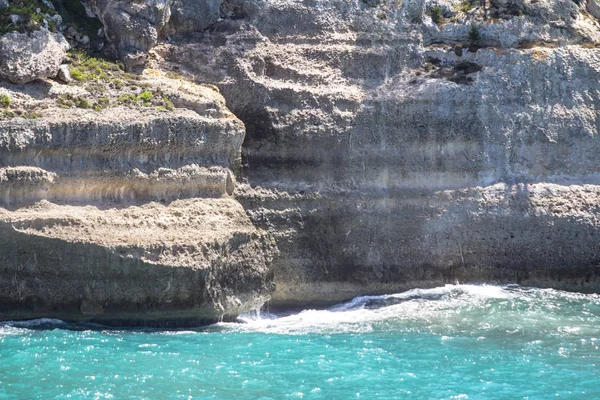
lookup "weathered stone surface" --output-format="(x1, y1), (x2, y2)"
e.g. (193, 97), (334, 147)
(86, 0), (172, 68)
(3, 0), (600, 320)
(424, 0), (600, 48)
(155, 0), (600, 305)
(0, 74), (276, 324)
(164, 0), (220, 35)
(0, 29), (69, 84)
(56, 64), (72, 83)
(588, 0), (600, 19)
(0, 199), (276, 324)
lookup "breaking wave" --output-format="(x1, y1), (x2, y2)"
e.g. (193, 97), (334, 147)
(216, 284), (600, 337)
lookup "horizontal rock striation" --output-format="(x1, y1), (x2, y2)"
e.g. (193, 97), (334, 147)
(0, 199), (275, 324)
(0, 77), (277, 324)
(3, 0), (600, 318)
(0, 82), (243, 205)
(155, 0), (600, 305)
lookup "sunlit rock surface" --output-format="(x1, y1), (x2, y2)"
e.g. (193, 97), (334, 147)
(154, 0), (600, 305)
(0, 73), (277, 324)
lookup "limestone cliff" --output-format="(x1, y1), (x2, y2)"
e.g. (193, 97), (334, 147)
(0, 70), (276, 324)
(153, 0), (600, 305)
(2, 0), (600, 321)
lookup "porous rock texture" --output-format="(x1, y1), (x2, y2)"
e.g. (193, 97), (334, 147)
(86, 0), (173, 68)
(3, 0), (600, 320)
(0, 75), (277, 324)
(164, 0), (220, 35)
(0, 199), (275, 324)
(0, 29), (69, 84)
(153, 0), (600, 305)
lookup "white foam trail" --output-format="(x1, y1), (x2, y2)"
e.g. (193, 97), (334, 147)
(3, 318), (66, 328)
(330, 284), (512, 312)
(224, 284), (508, 334)
(218, 284), (600, 337)
(0, 318), (67, 338)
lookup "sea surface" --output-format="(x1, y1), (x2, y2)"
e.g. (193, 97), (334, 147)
(1, 285), (599, 399)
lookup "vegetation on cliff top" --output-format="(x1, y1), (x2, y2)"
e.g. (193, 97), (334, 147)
(0, 94), (10, 108)
(0, 0), (57, 34)
(431, 6), (442, 25)
(62, 50), (175, 112)
(0, 49), (176, 122)
(0, 91), (42, 120)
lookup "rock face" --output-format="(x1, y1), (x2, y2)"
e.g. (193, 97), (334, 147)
(0, 100), (244, 204)
(3, 0), (600, 321)
(589, 0), (600, 19)
(154, 0), (600, 305)
(0, 199), (275, 324)
(0, 77), (277, 324)
(0, 29), (69, 84)
(86, 0), (172, 68)
(164, 0), (220, 35)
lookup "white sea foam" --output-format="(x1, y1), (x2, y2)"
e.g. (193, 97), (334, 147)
(0, 318), (67, 338)
(3, 318), (66, 328)
(1, 285), (599, 338)
(216, 284), (600, 337)
(331, 284), (513, 312)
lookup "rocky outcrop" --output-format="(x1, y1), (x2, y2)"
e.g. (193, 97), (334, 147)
(153, 0), (600, 305)
(589, 0), (600, 19)
(0, 199), (275, 324)
(86, 0), (172, 68)
(83, 0), (259, 65)
(424, 0), (600, 48)
(3, 0), (600, 320)
(0, 75), (277, 324)
(0, 106), (243, 204)
(0, 29), (69, 84)
(164, 0), (220, 35)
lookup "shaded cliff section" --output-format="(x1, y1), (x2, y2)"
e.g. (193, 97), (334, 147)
(0, 73), (277, 325)
(0, 199), (275, 325)
(149, 0), (600, 305)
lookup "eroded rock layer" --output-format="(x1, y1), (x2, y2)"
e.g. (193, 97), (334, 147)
(3, 0), (600, 318)
(154, 0), (600, 305)
(0, 199), (275, 324)
(0, 74), (277, 324)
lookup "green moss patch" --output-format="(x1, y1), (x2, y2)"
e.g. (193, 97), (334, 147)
(0, 109), (41, 120)
(59, 51), (176, 112)
(455, 0), (477, 13)
(0, 94), (10, 108)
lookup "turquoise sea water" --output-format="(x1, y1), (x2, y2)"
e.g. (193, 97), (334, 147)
(1, 285), (599, 399)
